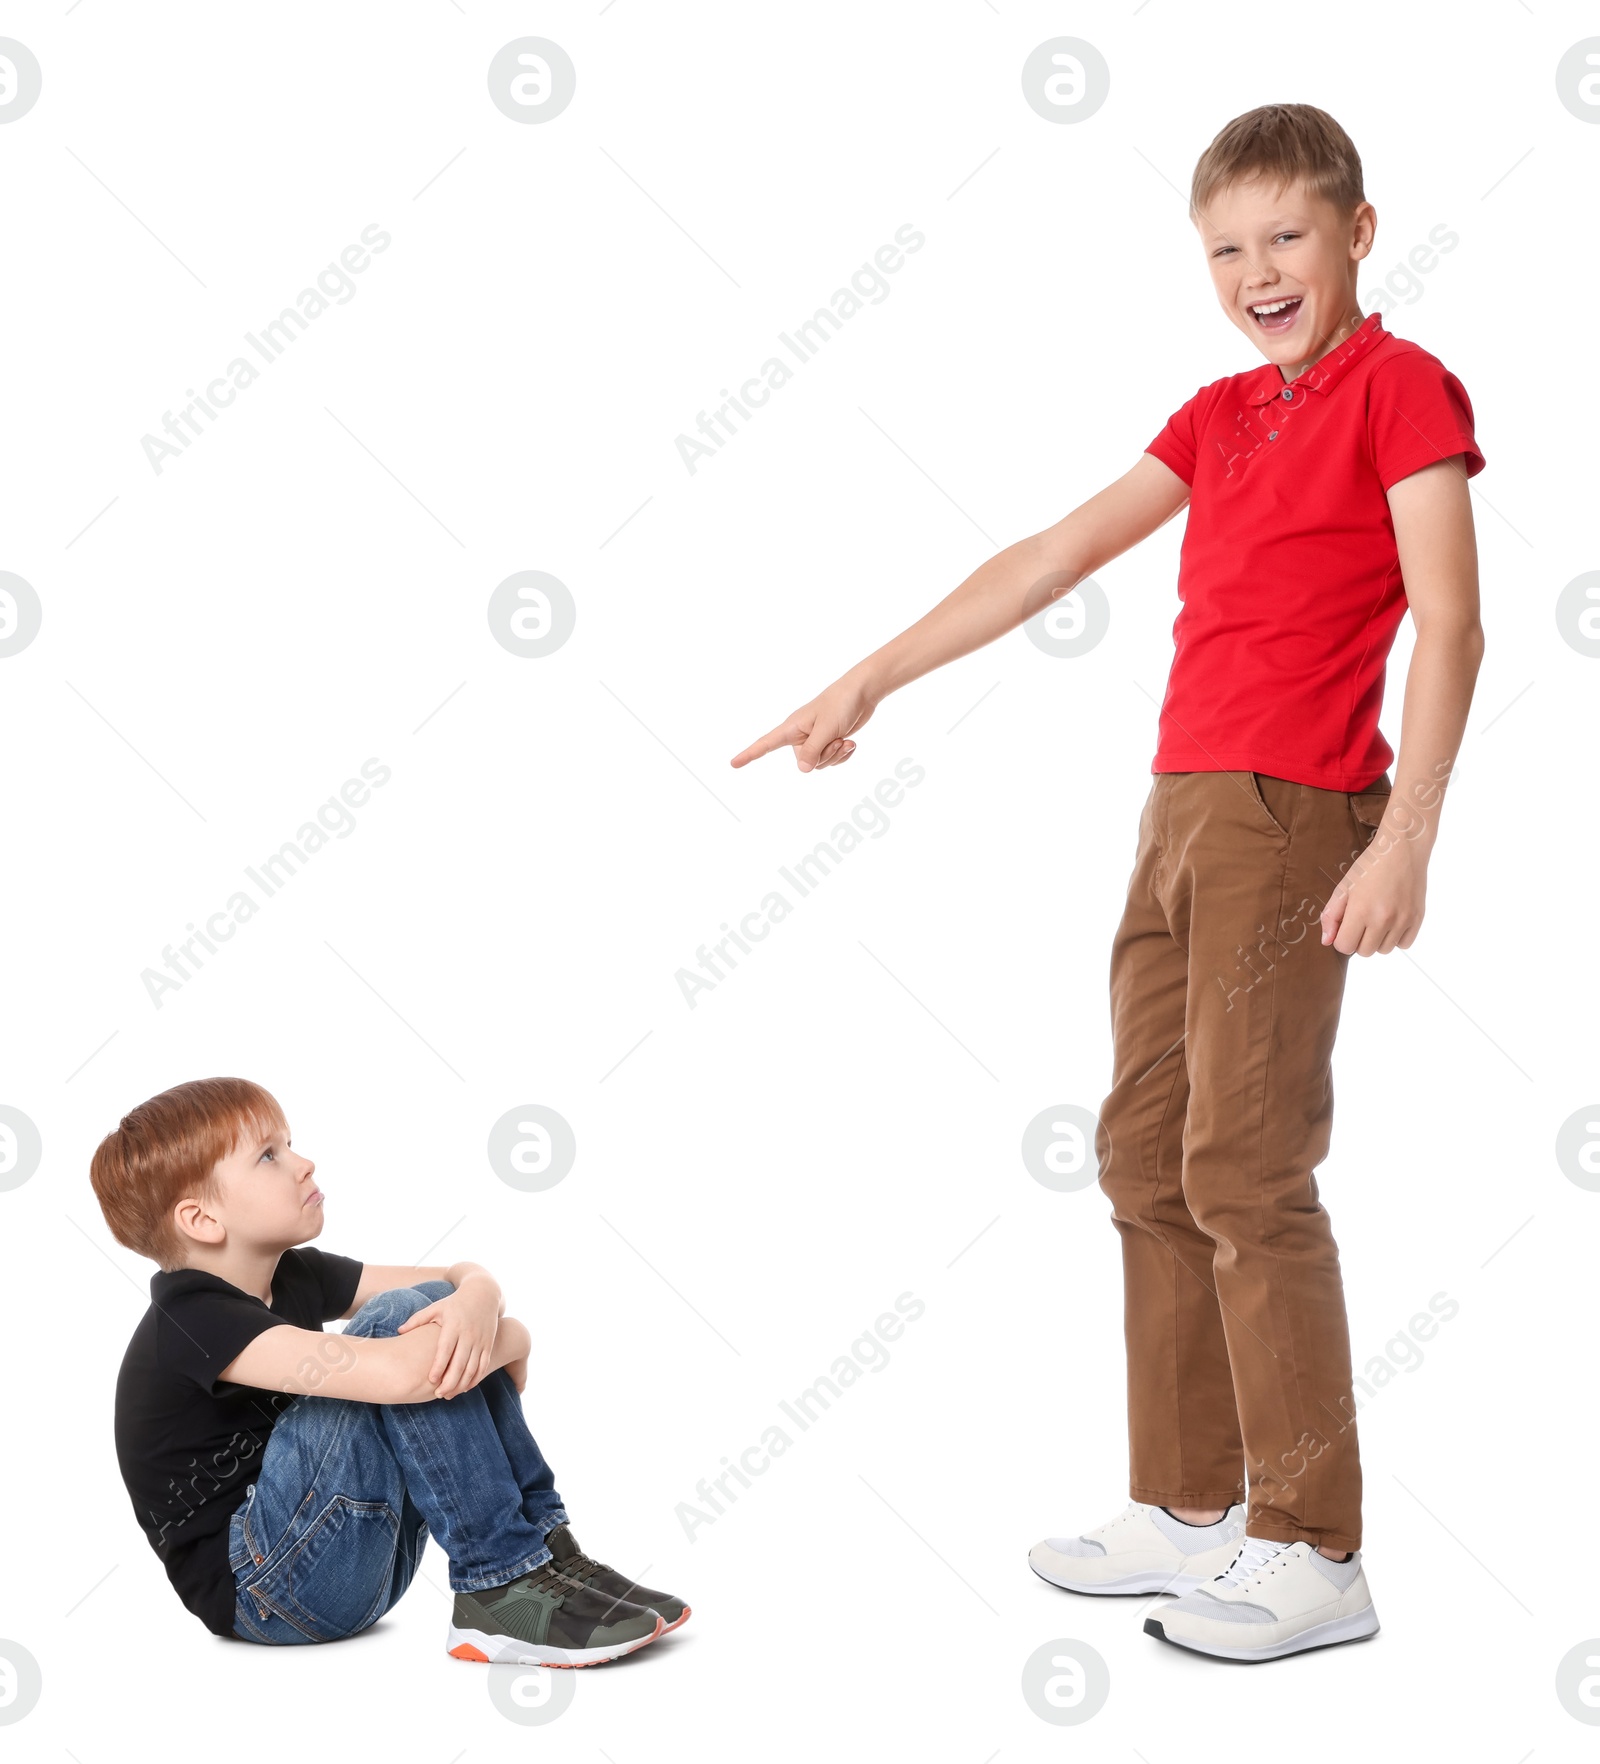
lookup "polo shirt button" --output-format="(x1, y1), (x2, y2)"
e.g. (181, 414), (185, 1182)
(1268, 430), (1279, 440)
(1281, 388), (1293, 400)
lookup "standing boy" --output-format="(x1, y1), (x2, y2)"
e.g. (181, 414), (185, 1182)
(731, 104), (1485, 1662)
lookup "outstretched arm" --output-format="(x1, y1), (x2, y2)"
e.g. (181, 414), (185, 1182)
(730, 451), (1190, 774)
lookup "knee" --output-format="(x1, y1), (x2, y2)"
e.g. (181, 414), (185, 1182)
(1176, 1171), (1235, 1240)
(1093, 1105), (1147, 1205)
(346, 1278), (455, 1338)
(1097, 1125), (1141, 1218)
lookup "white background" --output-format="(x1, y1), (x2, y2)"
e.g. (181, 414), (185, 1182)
(3, 2), (1597, 1758)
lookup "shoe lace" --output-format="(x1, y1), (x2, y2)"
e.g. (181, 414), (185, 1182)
(1213, 1535), (1292, 1589)
(552, 1553), (653, 1630)
(1077, 1501), (1143, 1544)
(557, 1547), (614, 1584)
(507, 1561), (591, 1604)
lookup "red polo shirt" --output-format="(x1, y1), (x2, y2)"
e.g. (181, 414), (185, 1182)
(1143, 311), (1485, 792)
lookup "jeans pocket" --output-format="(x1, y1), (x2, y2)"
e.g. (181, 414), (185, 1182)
(228, 1487), (256, 1576)
(242, 1494), (400, 1642)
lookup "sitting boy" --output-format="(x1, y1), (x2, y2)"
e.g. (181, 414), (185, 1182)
(92, 1075), (689, 1664)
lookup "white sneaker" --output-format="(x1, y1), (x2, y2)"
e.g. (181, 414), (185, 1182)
(1029, 1500), (1246, 1595)
(1144, 1535), (1380, 1660)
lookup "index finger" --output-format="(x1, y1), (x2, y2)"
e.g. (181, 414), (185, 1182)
(730, 718), (804, 769)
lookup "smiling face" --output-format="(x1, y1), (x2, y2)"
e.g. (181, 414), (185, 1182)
(1194, 173), (1376, 378)
(179, 1116), (325, 1260)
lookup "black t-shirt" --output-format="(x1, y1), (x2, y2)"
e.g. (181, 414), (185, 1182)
(113, 1246), (364, 1638)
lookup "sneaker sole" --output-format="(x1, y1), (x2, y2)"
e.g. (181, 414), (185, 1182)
(447, 1614), (664, 1667)
(1142, 1607), (1380, 1662)
(1030, 1561), (1207, 1597)
(660, 1606), (691, 1634)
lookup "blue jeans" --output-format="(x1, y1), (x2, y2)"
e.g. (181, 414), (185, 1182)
(227, 1280), (569, 1643)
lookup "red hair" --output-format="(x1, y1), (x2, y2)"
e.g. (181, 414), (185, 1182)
(89, 1077), (287, 1270)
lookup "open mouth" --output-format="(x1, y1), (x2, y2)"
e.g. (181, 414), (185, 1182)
(1250, 296), (1302, 334)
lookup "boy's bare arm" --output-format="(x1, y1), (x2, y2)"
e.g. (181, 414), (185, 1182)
(217, 1313), (532, 1405)
(731, 452), (1190, 773)
(337, 1259), (503, 1321)
(1381, 455), (1485, 847)
(1321, 454), (1484, 955)
(849, 453), (1191, 700)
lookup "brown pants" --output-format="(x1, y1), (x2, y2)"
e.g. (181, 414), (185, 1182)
(1096, 769), (1392, 1554)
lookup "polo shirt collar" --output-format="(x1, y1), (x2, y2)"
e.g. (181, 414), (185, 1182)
(1245, 311), (1387, 406)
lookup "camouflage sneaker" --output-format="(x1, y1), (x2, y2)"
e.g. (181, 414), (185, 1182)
(544, 1522), (692, 1633)
(447, 1559), (663, 1666)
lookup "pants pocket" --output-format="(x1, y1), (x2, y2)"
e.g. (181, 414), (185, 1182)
(241, 1494), (400, 1642)
(228, 1487), (256, 1576)
(1347, 779), (1393, 848)
(1245, 770), (1297, 838)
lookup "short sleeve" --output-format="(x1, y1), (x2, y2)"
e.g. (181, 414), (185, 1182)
(1145, 385), (1205, 487)
(295, 1246), (364, 1322)
(1367, 351), (1485, 491)
(155, 1284), (291, 1396)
